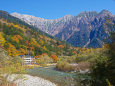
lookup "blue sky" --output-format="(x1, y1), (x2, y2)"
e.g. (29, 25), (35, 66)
(0, 0), (115, 19)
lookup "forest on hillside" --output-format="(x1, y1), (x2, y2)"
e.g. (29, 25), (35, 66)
(0, 10), (115, 86)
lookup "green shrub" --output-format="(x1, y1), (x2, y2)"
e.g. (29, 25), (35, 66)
(56, 61), (74, 72)
(36, 54), (53, 66)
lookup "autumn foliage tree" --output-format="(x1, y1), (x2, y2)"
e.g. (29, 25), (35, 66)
(12, 35), (23, 43)
(35, 53), (53, 66)
(0, 32), (6, 46)
(50, 54), (58, 62)
(6, 43), (19, 57)
(20, 48), (27, 55)
(58, 45), (64, 48)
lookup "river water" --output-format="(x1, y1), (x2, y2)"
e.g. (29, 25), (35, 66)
(26, 66), (88, 86)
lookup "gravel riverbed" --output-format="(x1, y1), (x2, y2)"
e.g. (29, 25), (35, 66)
(16, 74), (56, 86)
(8, 74), (57, 86)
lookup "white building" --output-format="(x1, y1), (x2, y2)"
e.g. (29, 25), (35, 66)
(24, 56), (33, 65)
(19, 55), (34, 65)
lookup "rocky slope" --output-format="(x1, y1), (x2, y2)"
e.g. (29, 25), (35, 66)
(11, 13), (73, 36)
(11, 10), (115, 48)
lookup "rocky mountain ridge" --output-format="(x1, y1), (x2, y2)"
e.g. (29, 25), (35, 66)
(11, 10), (115, 48)
(11, 12), (73, 35)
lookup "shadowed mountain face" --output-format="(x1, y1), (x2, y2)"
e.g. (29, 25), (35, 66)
(11, 10), (115, 48)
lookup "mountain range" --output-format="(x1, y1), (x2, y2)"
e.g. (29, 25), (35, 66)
(0, 10), (76, 57)
(11, 10), (115, 48)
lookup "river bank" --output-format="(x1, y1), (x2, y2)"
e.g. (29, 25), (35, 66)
(7, 74), (57, 86)
(15, 74), (57, 86)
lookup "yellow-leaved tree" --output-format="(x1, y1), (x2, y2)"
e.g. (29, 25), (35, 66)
(39, 39), (44, 45)
(11, 35), (23, 43)
(30, 38), (37, 46)
(0, 32), (6, 46)
(7, 43), (19, 57)
(20, 48), (27, 55)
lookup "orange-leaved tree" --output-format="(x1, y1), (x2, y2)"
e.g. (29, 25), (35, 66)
(58, 45), (64, 48)
(50, 54), (58, 62)
(6, 43), (19, 57)
(11, 35), (23, 43)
